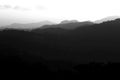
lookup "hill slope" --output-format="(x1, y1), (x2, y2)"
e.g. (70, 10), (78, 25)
(1, 19), (120, 76)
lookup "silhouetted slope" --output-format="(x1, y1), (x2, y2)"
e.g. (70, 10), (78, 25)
(94, 16), (120, 23)
(31, 18), (120, 63)
(1, 19), (120, 76)
(2, 20), (55, 30)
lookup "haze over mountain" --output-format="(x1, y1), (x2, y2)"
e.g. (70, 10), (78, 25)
(1, 20), (55, 30)
(0, 19), (94, 30)
(94, 16), (120, 23)
(60, 20), (79, 24)
(1, 0), (120, 78)
(40, 21), (94, 30)
(1, 16), (120, 30)
(1, 18), (120, 63)
(0, 18), (120, 77)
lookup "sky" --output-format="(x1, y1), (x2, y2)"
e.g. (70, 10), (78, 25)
(0, 0), (120, 26)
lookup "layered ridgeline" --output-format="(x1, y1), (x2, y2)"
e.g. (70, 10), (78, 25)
(40, 20), (94, 30)
(0, 20), (55, 30)
(0, 20), (94, 30)
(0, 18), (120, 75)
(1, 16), (119, 30)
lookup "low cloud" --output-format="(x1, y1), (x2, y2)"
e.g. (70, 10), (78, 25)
(36, 5), (46, 10)
(0, 5), (12, 9)
(13, 6), (30, 11)
(0, 4), (30, 11)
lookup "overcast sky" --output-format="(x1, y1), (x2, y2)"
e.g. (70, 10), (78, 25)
(0, 0), (120, 26)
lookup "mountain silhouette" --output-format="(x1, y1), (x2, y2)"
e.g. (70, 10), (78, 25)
(1, 18), (120, 76)
(60, 20), (79, 24)
(1, 18), (120, 62)
(39, 21), (94, 30)
(2, 20), (55, 30)
(94, 16), (120, 23)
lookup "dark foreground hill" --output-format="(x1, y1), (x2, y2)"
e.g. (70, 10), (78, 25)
(32, 18), (120, 63)
(0, 19), (120, 78)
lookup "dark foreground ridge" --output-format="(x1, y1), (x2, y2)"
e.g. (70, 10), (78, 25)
(0, 19), (120, 78)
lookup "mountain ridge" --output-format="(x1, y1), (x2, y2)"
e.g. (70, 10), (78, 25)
(1, 20), (55, 30)
(0, 18), (120, 75)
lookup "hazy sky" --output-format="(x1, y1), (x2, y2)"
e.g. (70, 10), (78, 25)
(0, 0), (120, 26)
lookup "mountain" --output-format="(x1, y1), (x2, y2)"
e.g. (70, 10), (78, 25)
(31, 18), (120, 64)
(39, 21), (94, 30)
(2, 20), (55, 30)
(94, 16), (120, 23)
(1, 18), (120, 64)
(1, 19), (120, 76)
(60, 20), (79, 24)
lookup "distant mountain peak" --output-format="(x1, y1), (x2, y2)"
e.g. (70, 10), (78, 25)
(11, 20), (54, 25)
(39, 20), (94, 30)
(2, 21), (55, 30)
(60, 20), (79, 24)
(94, 16), (120, 24)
